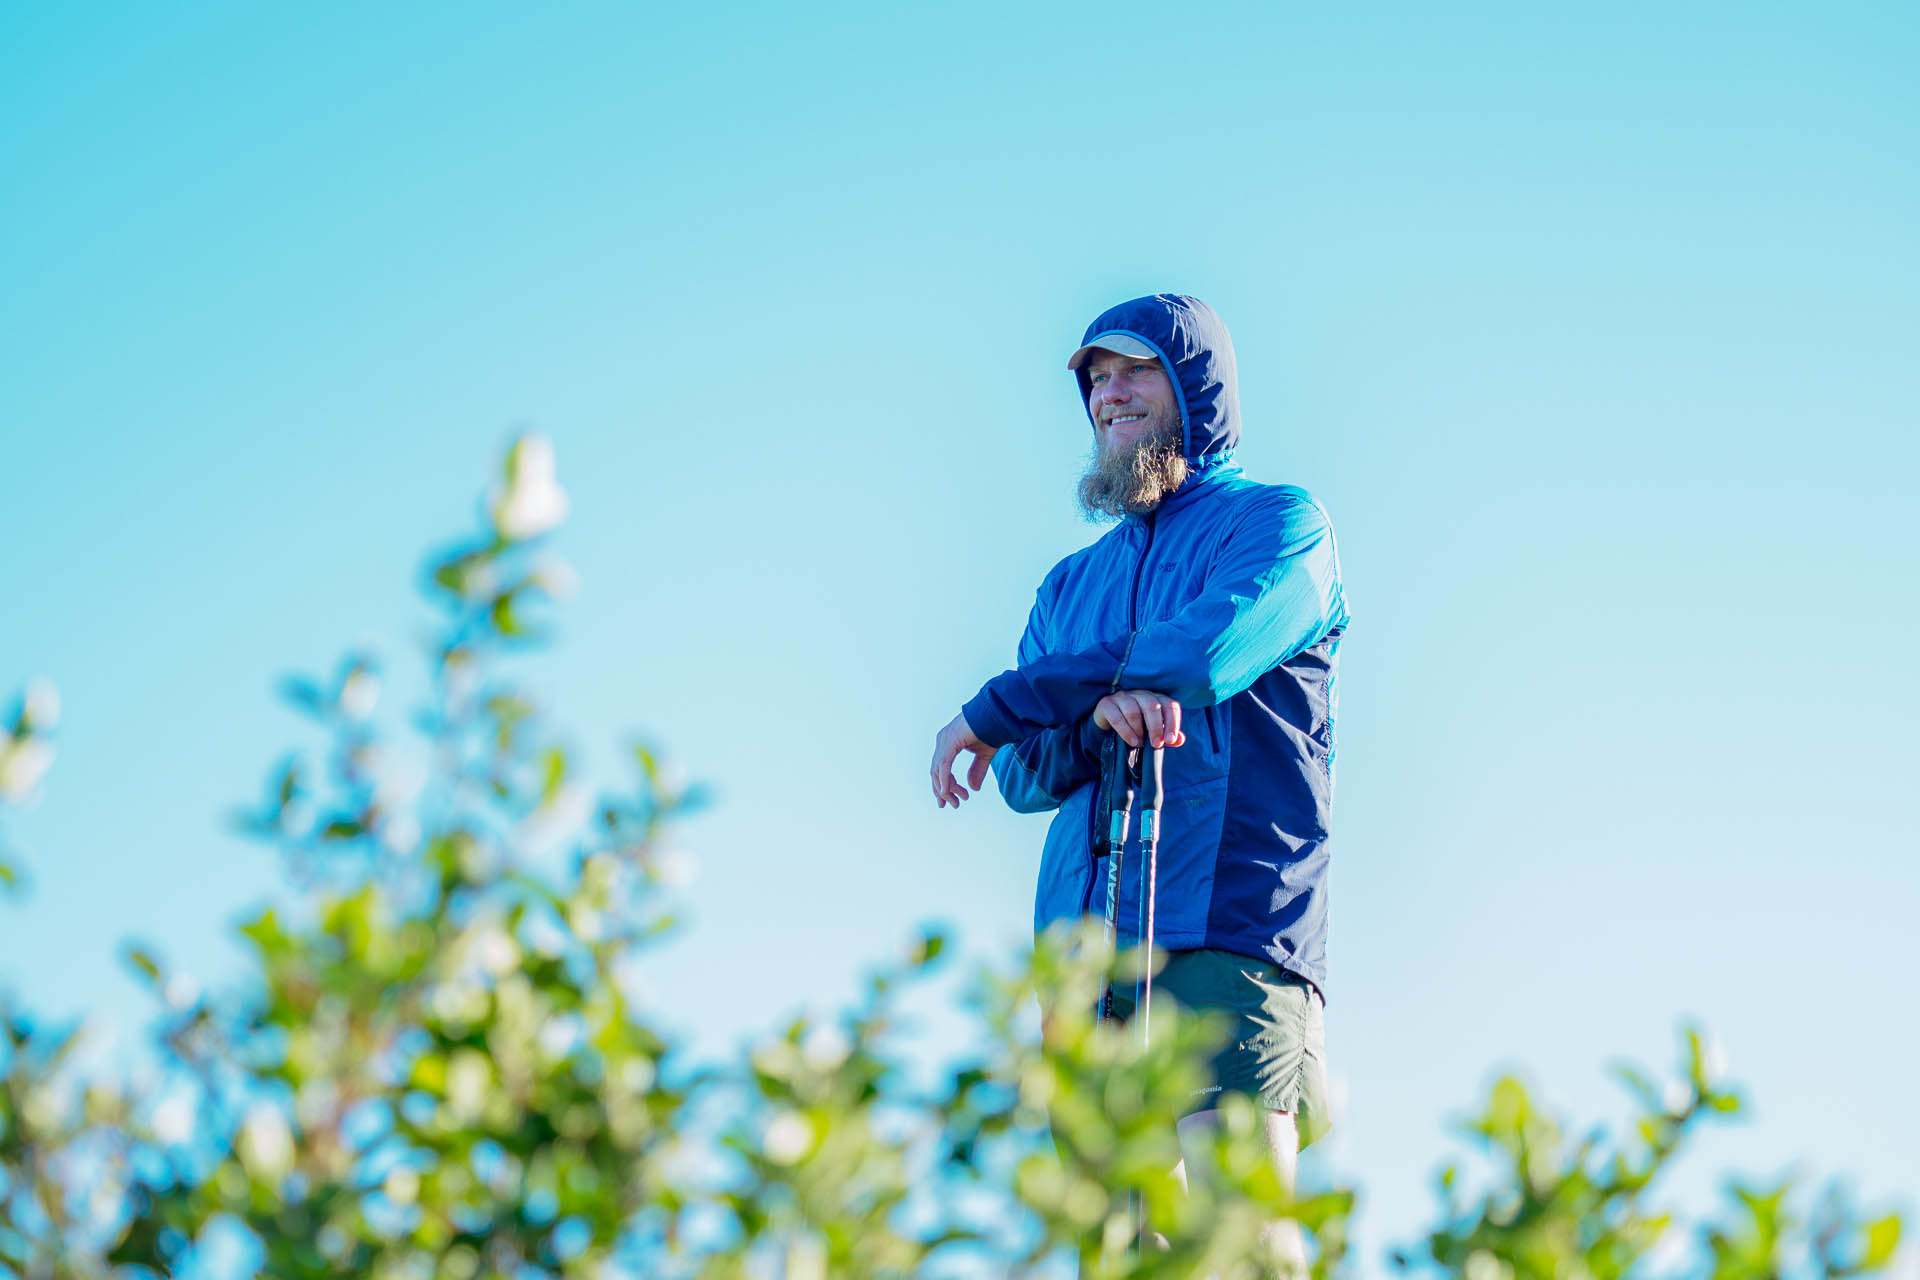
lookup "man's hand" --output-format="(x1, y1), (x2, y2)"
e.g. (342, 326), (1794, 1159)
(930, 711), (997, 808)
(1093, 689), (1186, 750)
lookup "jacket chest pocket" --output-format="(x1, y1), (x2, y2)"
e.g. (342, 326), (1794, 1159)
(1052, 576), (1133, 651)
(1135, 540), (1223, 627)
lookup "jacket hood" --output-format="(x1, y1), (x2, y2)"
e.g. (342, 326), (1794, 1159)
(1073, 294), (1240, 463)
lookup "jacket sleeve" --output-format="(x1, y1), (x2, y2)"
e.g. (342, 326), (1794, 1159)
(964, 492), (1344, 748)
(987, 583), (1104, 813)
(994, 717), (1107, 814)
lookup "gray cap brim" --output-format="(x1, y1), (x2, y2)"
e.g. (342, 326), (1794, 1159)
(1066, 332), (1160, 371)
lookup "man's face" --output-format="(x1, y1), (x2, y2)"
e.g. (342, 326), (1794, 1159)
(1077, 348), (1189, 520)
(1085, 349), (1181, 456)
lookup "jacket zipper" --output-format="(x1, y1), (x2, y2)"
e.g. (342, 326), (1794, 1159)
(1087, 515), (1157, 909)
(1127, 513), (1156, 629)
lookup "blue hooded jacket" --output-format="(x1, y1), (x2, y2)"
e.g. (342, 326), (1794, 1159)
(962, 295), (1348, 996)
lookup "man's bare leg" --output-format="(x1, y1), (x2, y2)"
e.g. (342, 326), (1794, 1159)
(1175, 1108), (1305, 1275)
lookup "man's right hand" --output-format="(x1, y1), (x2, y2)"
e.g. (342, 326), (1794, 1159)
(1093, 689), (1186, 750)
(930, 710), (997, 808)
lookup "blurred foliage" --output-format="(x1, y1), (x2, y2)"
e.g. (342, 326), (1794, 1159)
(1393, 1029), (1903, 1280)
(0, 677), (60, 897)
(0, 437), (1905, 1279)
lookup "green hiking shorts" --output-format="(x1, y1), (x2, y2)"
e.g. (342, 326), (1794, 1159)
(1105, 948), (1331, 1146)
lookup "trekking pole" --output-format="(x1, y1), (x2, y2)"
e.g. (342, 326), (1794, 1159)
(1098, 732), (1135, 1023)
(1130, 744), (1165, 1260)
(1131, 744), (1165, 1048)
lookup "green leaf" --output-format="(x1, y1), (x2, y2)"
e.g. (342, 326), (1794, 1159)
(909, 926), (949, 969)
(491, 591), (523, 636)
(632, 741), (659, 781)
(541, 746), (567, 805)
(239, 907), (289, 958)
(124, 944), (164, 986)
(1861, 1214), (1901, 1270)
(274, 758), (301, 810)
(412, 1052), (448, 1094)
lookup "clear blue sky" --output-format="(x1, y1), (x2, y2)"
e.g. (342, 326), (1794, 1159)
(3, 1), (1915, 1267)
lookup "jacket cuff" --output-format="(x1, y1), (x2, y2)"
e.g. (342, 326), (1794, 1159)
(961, 687), (1020, 749)
(1075, 713), (1107, 760)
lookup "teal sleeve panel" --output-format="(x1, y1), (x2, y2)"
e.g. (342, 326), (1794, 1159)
(964, 493), (1343, 746)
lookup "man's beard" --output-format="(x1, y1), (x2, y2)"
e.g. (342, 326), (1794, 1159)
(1077, 420), (1190, 521)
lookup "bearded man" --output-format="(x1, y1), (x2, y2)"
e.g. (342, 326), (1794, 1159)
(929, 293), (1349, 1268)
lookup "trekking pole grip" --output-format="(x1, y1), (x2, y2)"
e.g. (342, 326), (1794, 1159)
(1134, 744), (1164, 837)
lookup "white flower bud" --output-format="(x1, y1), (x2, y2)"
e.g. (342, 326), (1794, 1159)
(0, 739), (54, 801)
(446, 1050), (491, 1122)
(384, 1165), (419, 1205)
(23, 678), (59, 731)
(1700, 1031), (1730, 1084)
(338, 669), (380, 720)
(801, 1023), (850, 1071)
(536, 1014), (581, 1063)
(151, 1092), (195, 1145)
(162, 973), (199, 1011)
(531, 555), (580, 599)
(762, 1110), (814, 1165)
(653, 848), (697, 888)
(470, 924), (520, 978)
(784, 1237), (826, 1280)
(489, 435), (570, 540)
(238, 1102), (294, 1179)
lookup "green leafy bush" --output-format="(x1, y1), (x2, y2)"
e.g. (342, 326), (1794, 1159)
(0, 439), (1903, 1279)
